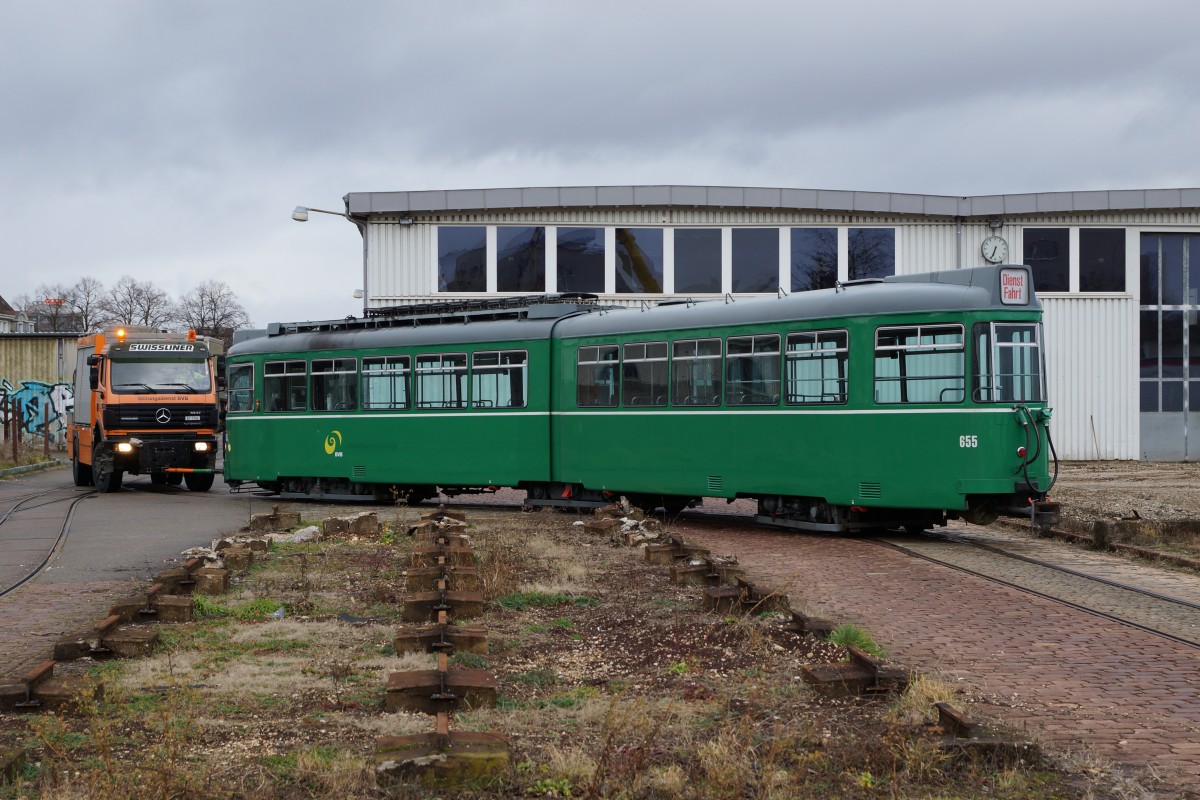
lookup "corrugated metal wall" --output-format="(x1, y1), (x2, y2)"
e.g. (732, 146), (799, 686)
(1041, 297), (1138, 460)
(0, 336), (76, 446)
(0, 337), (75, 384)
(360, 208), (1199, 461)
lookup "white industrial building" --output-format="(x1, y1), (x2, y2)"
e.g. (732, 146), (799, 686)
(321, 185), (1200, 462)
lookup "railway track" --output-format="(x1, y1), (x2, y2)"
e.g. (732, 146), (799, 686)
(874, 528), (1200, 650)
(0, 486), (95, 598)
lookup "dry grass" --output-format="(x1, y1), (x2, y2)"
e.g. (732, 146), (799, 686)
(0, 507), (1093, 800)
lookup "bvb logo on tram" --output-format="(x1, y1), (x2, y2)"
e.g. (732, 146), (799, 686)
(324, 431), (344, 458)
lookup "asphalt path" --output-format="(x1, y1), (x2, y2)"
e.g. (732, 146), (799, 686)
(0, 465), (271, 589)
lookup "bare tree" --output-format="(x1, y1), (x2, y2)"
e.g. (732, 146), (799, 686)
(69, 276), (106, 332)
(173, 280), (251, 347)
(29, 282), (84, 332)
(98, 276), (174, 330)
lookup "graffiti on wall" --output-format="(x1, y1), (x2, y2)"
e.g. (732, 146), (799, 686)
(0, 378), (74, 443)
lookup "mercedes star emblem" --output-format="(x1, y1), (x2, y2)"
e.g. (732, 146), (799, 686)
(155, 408), (172, 424)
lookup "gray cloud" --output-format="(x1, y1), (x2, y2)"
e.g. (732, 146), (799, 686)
(2, 0), (1199, 325)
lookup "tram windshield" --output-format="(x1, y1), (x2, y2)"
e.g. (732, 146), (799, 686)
(972, 322), (1045, 403)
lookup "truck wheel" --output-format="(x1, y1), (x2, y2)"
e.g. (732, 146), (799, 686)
(150, 471), (167, 486)
(185, 473), (214, 492)
(93, 461), (123, 493)
(166, 472), (183, 486)
(72, 450), (93, 487)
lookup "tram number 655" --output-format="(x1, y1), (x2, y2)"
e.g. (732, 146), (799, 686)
(959, 435), (979, 448)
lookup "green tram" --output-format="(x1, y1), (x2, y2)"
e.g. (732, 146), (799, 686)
(223, 264), (1057, 533)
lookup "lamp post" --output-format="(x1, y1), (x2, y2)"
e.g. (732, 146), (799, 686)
(292, 205), (369, 314)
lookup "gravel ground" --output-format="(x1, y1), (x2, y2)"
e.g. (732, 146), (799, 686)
(1045, 461), (1200, 521)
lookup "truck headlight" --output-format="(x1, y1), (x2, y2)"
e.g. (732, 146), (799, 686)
(116, 442), (134, 454)
(194, 442), (210, 452)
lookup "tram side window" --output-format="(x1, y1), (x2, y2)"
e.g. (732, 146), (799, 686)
(415, 354), (468, 409)
(227, 364), (254, 413)
(474, 350), (527, 408)
(785, 330), (848, 404)
(622, 342), (668, 406)
(972, 323), (1045, 403)
(726, 335), (780, 405)
(264, 360), (307, 412)
(672, 338), (722, 406)
(577, 345), (618, 407)
(874, 324), (964, 404)
(362, 356), (410, 410)
(311, 358), (358, 411)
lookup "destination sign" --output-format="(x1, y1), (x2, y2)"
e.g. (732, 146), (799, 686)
(999, 267), (1030, 305)
(127, 344), (198, 352)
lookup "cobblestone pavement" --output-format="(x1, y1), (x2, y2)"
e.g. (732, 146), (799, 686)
(0, 580), (131, 675)
(674, 519), (1200, 796)
(878, 531), (1200, 643)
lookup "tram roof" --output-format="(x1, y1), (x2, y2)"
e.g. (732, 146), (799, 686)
(229, 265), (1038, 356)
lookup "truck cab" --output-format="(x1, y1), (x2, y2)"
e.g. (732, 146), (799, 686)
(67, 327), (225, 492)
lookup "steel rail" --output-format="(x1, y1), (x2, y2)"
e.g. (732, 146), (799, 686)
(0, 489), (95, 599)
(921, 529), (1200, 613)
(872, 536), (1200, 651)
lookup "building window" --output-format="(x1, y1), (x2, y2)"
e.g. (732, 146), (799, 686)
(849, 228), (895, 280)
(497, 227), (545, 292)
(415, 354), (467, 409)
(437, 227), (486, 292)
(577, 345), (618, 407)
(791, 228), (837, 292)
(362, 356), (409, 410)
(473, 350), (527, 408)
(674, 229), (722, 294)
(785, 330), (847, 404)
(1023, 228), (1069, 292)
(615, 228), (663, 293)
(874, 324), (964, 404)
(672, 338), (722, 405)
(227, 364), (254, 413)
(726, 334), (780, 405)
(1079, 228), (1126, 292)
(622, 341), (668, 406)
(311, 358), (357, 411)
(264, 360), (307, 412)
(557, 228), (605, 293)
(732, 229), (778, 293)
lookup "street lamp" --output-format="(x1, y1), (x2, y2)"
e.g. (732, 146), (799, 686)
(291, 204), (370, 313)
(292, 206), (349, 222)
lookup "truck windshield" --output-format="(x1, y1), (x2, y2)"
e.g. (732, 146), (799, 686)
(110, 359), (211, 394)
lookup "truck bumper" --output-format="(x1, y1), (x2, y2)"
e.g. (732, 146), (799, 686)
(115, 436), (219, 475)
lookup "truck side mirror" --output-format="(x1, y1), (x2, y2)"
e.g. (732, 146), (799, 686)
(216, 355), (227, 391)
(89, 364), (99, 391)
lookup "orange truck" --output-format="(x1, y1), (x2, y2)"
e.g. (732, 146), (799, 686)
(66, 326), (225, 492)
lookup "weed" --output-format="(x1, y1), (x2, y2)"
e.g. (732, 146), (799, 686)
(667, 659), (689, 676)
(885, 673), (958, 726)
(547, 686), (599, 709)
(827, 623), (887, 658)
(527, 776), (574, 797)
(510, 668), (558, 687)
(450, 651), (491, 669)
(497, 591), (598, 611)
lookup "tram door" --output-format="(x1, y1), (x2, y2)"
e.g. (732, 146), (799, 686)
(1140, 233), (1200, 460)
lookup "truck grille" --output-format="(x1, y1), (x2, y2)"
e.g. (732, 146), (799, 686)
(103, 404), (217, 429)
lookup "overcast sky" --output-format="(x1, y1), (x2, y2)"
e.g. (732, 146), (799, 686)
(3, 0), (1199, 327)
